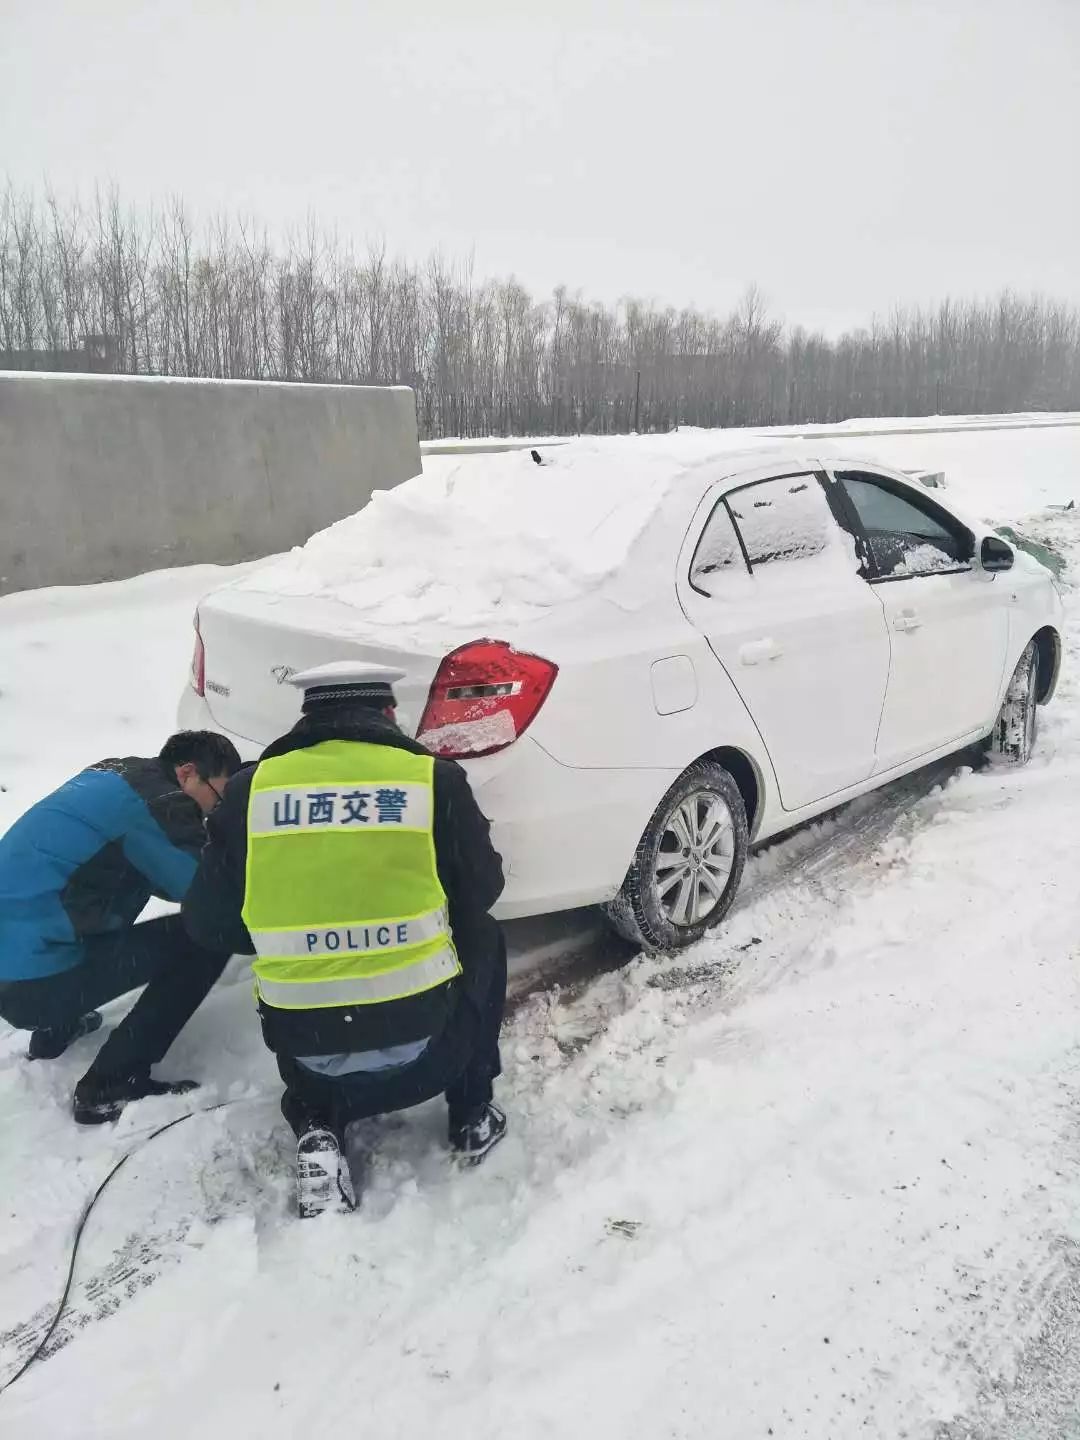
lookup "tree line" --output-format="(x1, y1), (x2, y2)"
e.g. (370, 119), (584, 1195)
(3, 185), (1079, 437)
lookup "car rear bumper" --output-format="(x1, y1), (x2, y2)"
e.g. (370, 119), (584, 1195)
(465, 739), (675, 920)
(178, 686), (669, 921)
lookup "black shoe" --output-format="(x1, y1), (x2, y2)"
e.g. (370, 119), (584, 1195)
(28, 1011), (104, 1061)
(449, 1102), (507, 1166)
(72, 1072), (200, 1126)
(296, 1126), (356, 1219)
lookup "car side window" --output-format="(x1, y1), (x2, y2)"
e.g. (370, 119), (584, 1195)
(837, 472), (973, 579)
(726, 473), (833, 568)
(689, 502), (747, 594)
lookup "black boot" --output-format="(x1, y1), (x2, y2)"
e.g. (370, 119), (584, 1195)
(28, 1011), (103, 1061)
(449, 1102), (507, 1165)
(72, 1072), (200, 1126)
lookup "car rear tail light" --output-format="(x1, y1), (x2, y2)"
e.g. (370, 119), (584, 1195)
(190, 613), (206, 697)
(417, 640), (558, 759)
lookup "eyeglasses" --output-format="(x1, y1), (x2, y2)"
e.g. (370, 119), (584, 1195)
(200, 776), (227, 815)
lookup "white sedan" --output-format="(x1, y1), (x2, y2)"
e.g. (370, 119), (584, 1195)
(179, 437), (1063, 950)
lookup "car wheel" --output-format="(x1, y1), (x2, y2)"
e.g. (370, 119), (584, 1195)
(605, 760), (749, 952)
(987, 640), (1040, 766)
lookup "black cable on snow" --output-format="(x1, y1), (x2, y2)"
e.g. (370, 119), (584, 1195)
(0, 1101), (238, 1399)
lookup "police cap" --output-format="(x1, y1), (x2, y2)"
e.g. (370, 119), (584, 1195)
(289, 661), (406, 711)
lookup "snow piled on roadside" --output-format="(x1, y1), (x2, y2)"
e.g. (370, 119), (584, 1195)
(839, 425), (1079, 518)
(0, 564), (253, 827)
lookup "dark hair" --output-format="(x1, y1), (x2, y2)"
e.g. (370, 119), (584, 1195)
(159, 731), (243, 781)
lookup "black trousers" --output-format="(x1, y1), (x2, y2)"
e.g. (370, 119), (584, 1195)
(277, 936), (507, 1142)
(0, 914), (229, 1080)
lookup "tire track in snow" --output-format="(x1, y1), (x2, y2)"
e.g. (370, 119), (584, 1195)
(0, 1111), (288, 1381)
(0, 1224), (192, 1370)
(933, 1102), (1080, 1440)
(935, 1238), (1080, 1440)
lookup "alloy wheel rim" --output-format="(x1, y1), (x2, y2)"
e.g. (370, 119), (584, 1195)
(654, 790), (736, 928)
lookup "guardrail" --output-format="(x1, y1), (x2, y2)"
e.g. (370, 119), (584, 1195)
(420, 438), (568, 455)
(421, 415), (1080, 457)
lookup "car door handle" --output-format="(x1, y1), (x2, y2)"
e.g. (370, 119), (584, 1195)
(892, 610), (922, 633)
(739, 638), (783, 666)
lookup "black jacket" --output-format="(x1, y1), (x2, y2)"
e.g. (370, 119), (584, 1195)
(182, 708), (504, 1056)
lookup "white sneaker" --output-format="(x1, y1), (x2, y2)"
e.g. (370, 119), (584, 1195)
(296, 1127), (356, 1218)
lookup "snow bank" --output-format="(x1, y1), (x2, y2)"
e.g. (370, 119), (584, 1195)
(0, 564), (252, 827)
(846, 425), (1080, 518)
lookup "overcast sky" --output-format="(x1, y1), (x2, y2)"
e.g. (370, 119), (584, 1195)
(2, 0), (1077, 333)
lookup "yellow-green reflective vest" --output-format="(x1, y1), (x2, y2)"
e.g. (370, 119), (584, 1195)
(242, 739), (461, 1011)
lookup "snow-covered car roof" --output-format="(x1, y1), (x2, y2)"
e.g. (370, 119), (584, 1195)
(229, 433), (822, 640)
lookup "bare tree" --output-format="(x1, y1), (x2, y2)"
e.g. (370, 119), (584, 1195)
(3, 184), (1080, 432)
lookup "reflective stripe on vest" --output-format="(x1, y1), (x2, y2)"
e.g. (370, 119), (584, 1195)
(254, 945), (461, 1009)
(242, 739), (462, 1011)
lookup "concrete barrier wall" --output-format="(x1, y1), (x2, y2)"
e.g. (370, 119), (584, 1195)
(0, 373), (421, 594)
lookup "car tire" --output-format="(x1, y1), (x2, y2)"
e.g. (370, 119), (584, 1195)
(605, 760), (749, 953)
(987, 640), (1040, 766)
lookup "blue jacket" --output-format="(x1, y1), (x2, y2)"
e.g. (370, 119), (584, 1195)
(0, 757), (205, 981)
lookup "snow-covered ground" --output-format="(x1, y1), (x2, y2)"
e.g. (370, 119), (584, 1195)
(1, 420), (1079, 1438)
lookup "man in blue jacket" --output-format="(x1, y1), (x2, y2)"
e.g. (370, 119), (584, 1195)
(0, 731), (242, 1124)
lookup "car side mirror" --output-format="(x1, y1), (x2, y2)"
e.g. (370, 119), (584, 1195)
(980, 535), (1014, 572)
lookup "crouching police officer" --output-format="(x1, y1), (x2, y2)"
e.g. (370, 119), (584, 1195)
(182, 663), (508, 1217)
